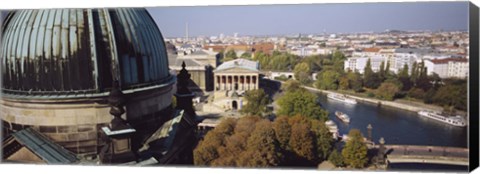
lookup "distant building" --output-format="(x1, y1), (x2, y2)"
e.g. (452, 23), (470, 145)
(424, 59), (449, 78)
(344, 55), (387, 74)
(447, 59), (469, 79)
(424, 58), (468, 79)
(169, 55), (214, 93)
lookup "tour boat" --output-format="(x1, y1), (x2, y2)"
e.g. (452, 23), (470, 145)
(327, 93), (357, 105)
(335, 111), (350, 123)
(417, 110), (467, 127)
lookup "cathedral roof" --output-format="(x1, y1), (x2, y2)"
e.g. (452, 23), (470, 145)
(1, 9), (172, 99)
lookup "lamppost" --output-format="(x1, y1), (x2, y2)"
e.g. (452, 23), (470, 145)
(377, 137), (386, 165)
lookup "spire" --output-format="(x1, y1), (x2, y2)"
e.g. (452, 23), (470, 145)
(175, 61), (195, 116)
(177, 61), (191, 95)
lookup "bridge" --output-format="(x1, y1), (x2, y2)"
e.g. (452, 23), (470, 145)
(376, 144), (469, 166)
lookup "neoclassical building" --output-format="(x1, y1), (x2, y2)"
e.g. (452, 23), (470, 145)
(212, 59), (260, 111)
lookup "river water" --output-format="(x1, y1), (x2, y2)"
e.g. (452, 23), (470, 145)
(316, 93), (468, 148)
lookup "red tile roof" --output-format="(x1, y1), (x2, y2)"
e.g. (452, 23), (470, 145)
(363, 47), (381, 53)
(429, 58), (468, 64)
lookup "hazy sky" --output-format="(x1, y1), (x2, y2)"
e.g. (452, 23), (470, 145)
(147, 2), (469, 38)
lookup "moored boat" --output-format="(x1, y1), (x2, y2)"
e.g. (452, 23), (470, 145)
(327, 93), (357, 105)
(325, 120), (339, 139)
(418, 110), (466, 127)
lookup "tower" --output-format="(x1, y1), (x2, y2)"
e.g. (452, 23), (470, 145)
(186, 22), (189, 42)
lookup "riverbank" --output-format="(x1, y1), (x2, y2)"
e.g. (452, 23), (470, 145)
(272, 79), (465, 116)
(305, 85), (442, 113)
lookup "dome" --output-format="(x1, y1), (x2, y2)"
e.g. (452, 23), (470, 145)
(1, 9), (172, 98)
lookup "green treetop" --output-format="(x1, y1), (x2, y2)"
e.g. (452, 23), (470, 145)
(342, 129), (368, 169)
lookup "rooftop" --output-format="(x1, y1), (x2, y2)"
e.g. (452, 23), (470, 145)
(214, 58), (259, 72)
(428, 58), (468, 64)
(3, 128), (79, 164)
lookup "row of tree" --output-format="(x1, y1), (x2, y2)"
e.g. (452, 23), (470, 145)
(193, 115), (333, 167)
(310, 52), (467, 111)
(193, 115), (369, 168)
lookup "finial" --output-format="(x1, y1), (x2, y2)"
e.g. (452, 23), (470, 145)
(379, 137), (385, 144)
(182, 61), (186, 69)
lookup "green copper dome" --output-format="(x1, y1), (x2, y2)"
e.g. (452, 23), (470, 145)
(1, 8), (172, 99)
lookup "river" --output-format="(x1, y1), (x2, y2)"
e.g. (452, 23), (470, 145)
(316, 93), (467, 148)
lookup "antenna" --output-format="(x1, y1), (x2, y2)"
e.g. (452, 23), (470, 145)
(185, 22), (189, 42)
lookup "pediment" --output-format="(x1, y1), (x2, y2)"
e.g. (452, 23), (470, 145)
(214, 67), (259, 74)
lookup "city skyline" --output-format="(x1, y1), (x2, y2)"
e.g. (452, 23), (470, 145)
(147, 2), (468, 38)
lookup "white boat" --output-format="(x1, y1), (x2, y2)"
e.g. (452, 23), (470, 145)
(327, 93), (357, 104)
(325, 120), (339, 140)
(418, 110), (467, 127)
(335, 111), (350, 123)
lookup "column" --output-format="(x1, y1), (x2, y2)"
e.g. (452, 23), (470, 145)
(241, 75), (245, 90)
(254, 75), (258, 89)
(246, 76), (250, 90)
(228, 75), (232, 90)
(250, 75), (255, 90)
(215, 75), (219, 91)
(222, 75), (226, 90)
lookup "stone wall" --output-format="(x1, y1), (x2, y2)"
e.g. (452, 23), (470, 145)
(1, 99), (110, 156)
(1, 83), (175, 157)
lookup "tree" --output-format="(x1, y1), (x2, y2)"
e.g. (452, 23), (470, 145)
(342, 129), (368, 168)
(375, 82), (400, 101)
(363, 59), (381, 89)
(289, 122), (316, 166)
(328, 150), (345, 167)
(407, 87), (425, 100)
(410, 61), (418, 83)
(273, 116), (292, 150)
(399, 64), (412, 91)
(332, 51), (346, 73)
(347, 71), (363, 92)
(432, 83), (467, 111)
(311, 119), (333, 161)
(302, 54), (326, 72)
(241, 120), (283, 167)
(194, 141), (219, 166)
(315, 70), (340, 90)
(399, 64), (409, 79)
(423, 88), (436, 104)
(378, 61), (385, 81)
(240, 52), (252, 59)
(241, 89), (270, 117)
(225, 49), (238, 61)
(277, 90), (329, 121)
(385, 61), (391, 76)
(281, 79), (303, 92)
(294, 62), (312, 84)
(339, 76), (350, 90)
(215, 118), (237, 136)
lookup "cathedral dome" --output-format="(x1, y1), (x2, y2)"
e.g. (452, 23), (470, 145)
(1, 9), (172, 99)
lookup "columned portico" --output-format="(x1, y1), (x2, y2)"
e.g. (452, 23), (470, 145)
(211, 59), (260, 113)
(214, 74), (259, 92)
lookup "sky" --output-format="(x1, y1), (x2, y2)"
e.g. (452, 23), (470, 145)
(147, 1), (469, 38)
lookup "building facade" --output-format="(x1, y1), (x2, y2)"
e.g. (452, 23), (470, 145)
(447, 59), (469, 79)
(212, 59), (260, 111)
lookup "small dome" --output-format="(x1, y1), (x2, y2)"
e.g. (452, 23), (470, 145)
(1, 9), (172, 98)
